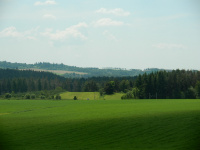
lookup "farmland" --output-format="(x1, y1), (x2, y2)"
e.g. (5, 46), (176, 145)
(0, 99), (200, 150)
(60, 92), (124, 100)
(21, 68), (88, 76)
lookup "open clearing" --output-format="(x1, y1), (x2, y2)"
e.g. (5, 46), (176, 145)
(0, 99), (200, 150)
(60, 92), (124, 100)
(21, 68), (87, 75)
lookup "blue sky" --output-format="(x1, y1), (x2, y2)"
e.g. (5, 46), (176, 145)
(0, 0), (200, 69)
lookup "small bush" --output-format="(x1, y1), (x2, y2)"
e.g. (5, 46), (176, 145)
(25, 94), (31, 99)
(31, 94), (36, 99)
(56, 94), (61, 100)
(4, 93), (11, 99)
(73, 96), (77, 100)
(40, 95), (45, 99)
(121, 91), (133, 100)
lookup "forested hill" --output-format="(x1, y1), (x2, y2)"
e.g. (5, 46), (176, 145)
(0, 68), (65, 80)
(0, 68), (65, 94)
(0, 61), (166, 78)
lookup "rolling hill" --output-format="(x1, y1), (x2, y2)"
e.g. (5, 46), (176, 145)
(0, 61), (166, 78)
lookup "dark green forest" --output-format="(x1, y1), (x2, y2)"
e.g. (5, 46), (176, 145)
(0, 68), (200, 99)
(0, 68), (136, 95)
(0, 69), (65, 99)
(122, 70), (200, 99)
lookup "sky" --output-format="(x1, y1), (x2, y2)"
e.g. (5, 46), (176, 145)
(0, 0), (200, 70)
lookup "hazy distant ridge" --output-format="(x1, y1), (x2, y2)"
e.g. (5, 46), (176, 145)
(0, 61), (166, 78)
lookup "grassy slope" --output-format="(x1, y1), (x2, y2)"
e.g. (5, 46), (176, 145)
(22, 68), (88, 75)
(60, 92), (124, 100)
(0, 99), (200, 150)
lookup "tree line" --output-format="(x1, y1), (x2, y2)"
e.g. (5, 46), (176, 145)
(0, 68), (137, 96)
(0, 69), (65, 95)
(122, 70), (200, 99)
(0, 68), (200, 99)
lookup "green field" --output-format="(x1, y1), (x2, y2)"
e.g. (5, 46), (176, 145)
(0, 99), (200, 150)
(60, 92), (124, 100)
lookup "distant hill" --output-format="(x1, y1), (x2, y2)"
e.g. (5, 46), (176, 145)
(0, 61), (167, 78)
(0, 68), (65, 80)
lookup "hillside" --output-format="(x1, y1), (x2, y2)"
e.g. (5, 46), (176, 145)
(0, 68), (65, 80)
(0, 61), (166, 78)
(0, 68), (65, 95)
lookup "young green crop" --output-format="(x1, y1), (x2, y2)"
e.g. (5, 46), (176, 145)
(0, 99), (200, 150)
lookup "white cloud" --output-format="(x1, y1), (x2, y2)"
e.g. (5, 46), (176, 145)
(72, 22), (88, 29)
(96, 8), (130, 16)
(43, 14), (56, 20)
(153, 43), (186, 49)
(34, 0), (56, 6)
(0, 26), (39, 40)
(41, 22), (88, 41)
(93, 18), (124, 27)
(103, 30), (118, 41)
(0, 27), (23, 38)
(0, 24), (88, 42)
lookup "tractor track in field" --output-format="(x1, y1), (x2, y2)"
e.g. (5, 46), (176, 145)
(0, 113), (10, 115)
(10, 105), (68, 115)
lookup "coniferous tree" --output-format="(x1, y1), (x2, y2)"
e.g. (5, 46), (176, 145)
(195, 81), (200, 98)
(104, 81), (115, 95)
(38, 79), (42, 91)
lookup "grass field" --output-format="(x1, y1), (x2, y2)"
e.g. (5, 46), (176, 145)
(0, 99), (200, 150)
(60, 92), (124, 100)
(21, 68), (87, 75)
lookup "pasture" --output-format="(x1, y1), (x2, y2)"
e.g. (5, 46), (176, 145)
(60, 92), (124, 100)
(21, 68), (87, 76)
(0, 99), (200, 150)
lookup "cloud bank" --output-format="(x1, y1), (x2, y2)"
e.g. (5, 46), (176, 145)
(93, 18), (125, 27)
(0, 26), (39, 40)
(41, 23), (88, 41)
(96, 8), (130, 16)
(34, 0), (56, 6)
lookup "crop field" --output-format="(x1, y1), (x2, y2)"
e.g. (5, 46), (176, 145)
(60, 92), (124, 100)
(21, 68), (87, 75)
(0, 99), (200, 150)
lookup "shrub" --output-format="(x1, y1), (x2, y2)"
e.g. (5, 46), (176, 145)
(121, 88), (140, 100)
(31, 94), (36, 99)
(121, 91), (133, 100)
(99, 88), (105, 97)
(185, 87), (196, 99)
(4, 93), (11, 99)
(51, 95), (54, 99)
(25, 94), (31, 99)
(56, 94), (61, 100)
(73, 96), (77, 100)
(40, 95), (45, 99)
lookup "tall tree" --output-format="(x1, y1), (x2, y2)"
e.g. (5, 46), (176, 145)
(38, 79), (42, 91)
(195, 81), (200, 98)
(104, 81), (115, 95)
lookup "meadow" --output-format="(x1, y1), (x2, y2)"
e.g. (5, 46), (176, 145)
(60, 92), (124, 100)
(0, 99), (200, 150)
